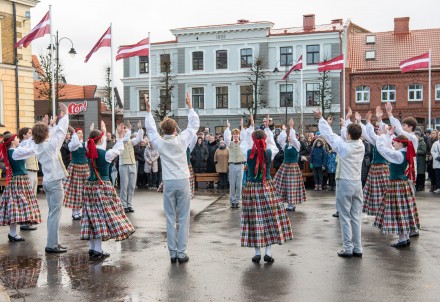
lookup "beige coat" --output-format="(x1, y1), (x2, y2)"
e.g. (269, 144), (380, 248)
(214, 148), (229, 173)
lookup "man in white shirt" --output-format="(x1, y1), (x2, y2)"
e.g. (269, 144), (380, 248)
(314, 109), (365, 258)
(144, 92), (199, 264)
(31, 103), (69, 253)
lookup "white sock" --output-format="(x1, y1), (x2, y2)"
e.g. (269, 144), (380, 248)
(72, 209), (81, 216)
(398, 234), (407, 242)
(254, 247), (261, 256)
(88, 240), (95, 250)
(9, 224), (18, 237)
(94, 238), (103, 253)
(265, 245), (272, 256)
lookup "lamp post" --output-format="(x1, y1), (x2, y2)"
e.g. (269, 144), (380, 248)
(273, 59), (293, 125)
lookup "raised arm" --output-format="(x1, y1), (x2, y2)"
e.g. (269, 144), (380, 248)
(48, 104), (69, 153)
(178, 92), (200, 148)
(288, 119), (300, 151)
(11, 144), (35, 160)
(131, 121), (145, 145)
(224, 120), (231, 147)
(376, 134), (404, 164)
(68, 132), (81, 151)
(277, 128), (287, 150)
(189, 134), (197, 152)
(144, 97), (161, 150)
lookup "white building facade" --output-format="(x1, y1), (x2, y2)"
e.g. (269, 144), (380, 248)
(122, 15), (350, 133)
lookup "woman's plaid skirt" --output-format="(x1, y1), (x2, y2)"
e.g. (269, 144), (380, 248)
(0, 175), (41, 226)
(80, 180), (135, 241)
(63, 163), (90, 209)
(273, 162), (307, 205)
(373, 179), (420, 234)
(188, 163), (195, 199)
(363, 164), (389, 216)
(241, 180), (293, 247)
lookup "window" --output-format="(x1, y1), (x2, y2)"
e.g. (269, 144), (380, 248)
(241, 48), (253, 68)
(280, 47), (293, 66)
(192, 51), (204, 70)
(306, 45), (320, 65)
(240, 86), (253, 108)
(356, 86), (370, 103)
(216, 50), (228, 69)
(408, 84), (423, 101)
(280, 84), (293, 107)
(160, 89), (171, 111)
(216, 87), (228, 108)
(160, 54), (171, 73)
(436, 84), (440, 100)
(139, 90), (148, 111)
(192, 87), (204, 109)
(365, 51), (375, 60)
(381, 85), (396, 102)
(306, 83), (320, 106)
(366, 35), (376, 44)
(139, 56), (149, 74)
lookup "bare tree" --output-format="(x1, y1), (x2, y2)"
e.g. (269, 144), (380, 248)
(102, 65), (112, 110)
(246, 56), (266, 121)
(35, 53), (65, 115)
(316, 70), (332, 117)
(154, 57), (174, 120)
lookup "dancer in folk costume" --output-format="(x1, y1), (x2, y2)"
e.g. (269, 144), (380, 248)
(373, 131), (420, 248)
(81, 122), (135, 259)
(273, 118), (307, 211)
(0, 133), (42, 242)
(224, 118), (249, 208)
(144, 93), (199, 264)
(18, 127), (39, 231)
(63, 126), (91, 220)
(241, 115), (293, 263)
(361, 108), (390, 216)
(119, 121), (144, 213)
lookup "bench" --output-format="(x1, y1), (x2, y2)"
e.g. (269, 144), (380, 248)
(0, 176), (43, 187)
(194, 173), (220, 183)
(270, 156), (313, 183)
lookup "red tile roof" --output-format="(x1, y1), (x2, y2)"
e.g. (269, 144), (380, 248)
(270, 23), (344, 36)
(31, 55), (44, 76)
(349, 29), (440, 73)
(34, 82), (97, 100)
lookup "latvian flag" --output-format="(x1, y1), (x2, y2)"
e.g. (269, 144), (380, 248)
(84, 26), (111, 63)
(15, 11), (50, 48)
(400, 52), (429, 73)
(282, 55), (302, 80)
(318, 54), (344, 72)
(116, 38), (149, 61)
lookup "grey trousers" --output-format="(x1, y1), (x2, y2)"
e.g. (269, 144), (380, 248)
(229, 164), (244, 205)
(119, 164), (137, 208)
(43, 180), (64, 249)
(163, 178), (190, 258)
(335, 179), (363, 253)
(27, 171), (38, 196)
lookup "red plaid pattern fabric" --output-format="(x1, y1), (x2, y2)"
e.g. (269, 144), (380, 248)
(273, 162), (307, 205)
(241, 180), (293, 247)
(363, 164), (390, 216)
(80, 180), (135, 241)
(0, 175), (41, 225)
(63, 163), (90, 209)
(188, 163), (195, 199)
(373, 179), (420, 234)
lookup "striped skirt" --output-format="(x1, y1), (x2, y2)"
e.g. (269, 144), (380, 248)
(363, 164), (390, 216)
(373, 179), (420, 235)
(188, 163), (195, 199)
(0, 175), (41, 226)
(80, 180), (135, 241)
(63, 163), (90, 209)
(241, 180), (293, 247)
(273, 162), (307, 205)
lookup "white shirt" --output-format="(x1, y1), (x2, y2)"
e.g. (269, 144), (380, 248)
(145, 109), (199, 181)
(277, 128), (300, 151)
(390, 116), (418, 152)
(224, 126), (251, 158)
(242, 127), (279, 160)
(376, 134), (405, 164)
(123, 128), (144, 145)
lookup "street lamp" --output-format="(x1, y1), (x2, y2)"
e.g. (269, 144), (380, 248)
(273, 58), (293, 125)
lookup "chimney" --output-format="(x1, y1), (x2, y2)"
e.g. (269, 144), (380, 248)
(331, 19), (343, 25)
(303, 14), (315, 31)
(394, 17), (410, 34)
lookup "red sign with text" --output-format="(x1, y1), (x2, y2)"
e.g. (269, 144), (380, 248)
(68, 101), (88, 115)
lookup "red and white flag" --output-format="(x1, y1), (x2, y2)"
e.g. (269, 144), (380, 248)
(400, 52), (429, 73)
(15, 11), (50, 48)
(116, 38), (149, 61)
(318, 54), (344, 72)
(84, 26), (111, 63)
(282, 55), (302, 80)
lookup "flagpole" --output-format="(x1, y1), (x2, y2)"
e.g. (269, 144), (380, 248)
(49, 5), (56, 118)
(110, 23), (115, 134)
(148, 32), (151, 113)
(300, 66), (304, 135)
(428, 49), (432, 129)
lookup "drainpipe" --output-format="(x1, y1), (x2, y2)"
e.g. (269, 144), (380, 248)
(13, 2), (20, 132)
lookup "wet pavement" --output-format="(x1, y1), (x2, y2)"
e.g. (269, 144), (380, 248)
(0, 188), (439, 301)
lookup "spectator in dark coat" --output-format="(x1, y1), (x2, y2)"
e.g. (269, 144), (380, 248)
(60, 132), (71, 169)
(134, 139), (148, 189)
(415, 132), (427, 191)
(427, 129), (438, 192)
(206, 135), (218, 188)
(310, 138), (328, 191)
(191, 137), (209, 173)
(361, 139), (372, 188)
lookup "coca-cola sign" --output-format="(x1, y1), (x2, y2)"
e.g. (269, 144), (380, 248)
(68, 101), (88, 115)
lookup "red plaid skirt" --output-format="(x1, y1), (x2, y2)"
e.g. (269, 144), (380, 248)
(373, 179), (420, 234)
(363, 164), (390, 216)
(273, 162), (307, 205)
(241, 180), (293, 247)
(80, 180), (135, 241)
(188, 163), (195, 199)
(0, 175), (41, 225)
(63, 163), (90, 209)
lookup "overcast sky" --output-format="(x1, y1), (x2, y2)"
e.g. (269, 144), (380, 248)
(30, 0), (439, 96)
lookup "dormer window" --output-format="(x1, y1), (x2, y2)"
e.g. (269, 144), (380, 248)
(366, 35), (376, 44)
(366, 51), (376, 60)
